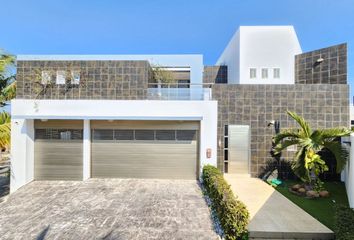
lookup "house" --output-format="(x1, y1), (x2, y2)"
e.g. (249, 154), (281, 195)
(10, 26), (349, 193)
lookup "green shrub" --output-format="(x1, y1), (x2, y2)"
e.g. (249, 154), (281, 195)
(334, 204), (354, 240)
(202, 165), (249, 240)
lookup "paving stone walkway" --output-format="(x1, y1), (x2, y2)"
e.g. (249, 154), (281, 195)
(0, 179), (219, 240)
(224, 174), (334, 240)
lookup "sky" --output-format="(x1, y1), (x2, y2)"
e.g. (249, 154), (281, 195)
(1, 0), (353, 94)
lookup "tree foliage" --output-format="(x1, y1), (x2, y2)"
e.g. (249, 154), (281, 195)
(0, 111), (11, 150)
(0, 52), (16, 105)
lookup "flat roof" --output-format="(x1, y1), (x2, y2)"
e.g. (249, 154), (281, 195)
(16, 54), (203, 61)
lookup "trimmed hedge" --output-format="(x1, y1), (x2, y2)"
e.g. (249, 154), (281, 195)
(334, 204), (354, 240)
(202, 165), (249, 240)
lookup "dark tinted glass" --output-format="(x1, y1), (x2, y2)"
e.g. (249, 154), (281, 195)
(156, 130), (175, 140)
(176, 130), (197, 141)
(135, 130), (154, 140)
(93, 129), (113, 140)
(114, 130), (134, 140)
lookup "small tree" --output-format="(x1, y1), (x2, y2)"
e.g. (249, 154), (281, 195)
(273, 111), (350, 188)
(0, 112), (10, 160)
(151, 66), (175, 85)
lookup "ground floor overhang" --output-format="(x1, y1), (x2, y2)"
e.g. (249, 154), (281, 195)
(10, 99), (218, 193)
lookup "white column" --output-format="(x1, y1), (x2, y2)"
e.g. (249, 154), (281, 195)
(10, 118), (34, 193)
(345, 134), (354, 208)
(83, 119), (91, 180)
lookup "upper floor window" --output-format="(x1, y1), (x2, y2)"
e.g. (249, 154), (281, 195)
(249, 68), (257, 79)
(71, 71), (80, 84)
(41, 71), (52, 84)
(56, 71), (66, 84)
(261, 68), (268, 79)
(273, 68), (280, 79)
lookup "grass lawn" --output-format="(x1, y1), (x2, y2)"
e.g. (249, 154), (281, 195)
(275, 180), (349, 230)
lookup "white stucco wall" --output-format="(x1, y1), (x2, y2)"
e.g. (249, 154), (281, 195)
(11, 99), (218, 193)
(216, 29), (240, 84)
(216, 26), (302, 84)
(343, 134), (354, 208)
(10, 118), (34, 192)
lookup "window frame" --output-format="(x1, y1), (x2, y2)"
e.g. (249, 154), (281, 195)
(41, 71), (52, 85)
(249, 68), (257, 79)
(71, 70), (81, 85)
(273, 68), (280, 79)
(261, 68), (268, 79)
(56, 70), (66, 85)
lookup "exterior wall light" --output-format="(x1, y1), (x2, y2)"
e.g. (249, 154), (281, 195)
(316, 58), (324, 63)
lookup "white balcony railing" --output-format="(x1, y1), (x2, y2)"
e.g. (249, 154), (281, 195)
(147, 83), (212, 101)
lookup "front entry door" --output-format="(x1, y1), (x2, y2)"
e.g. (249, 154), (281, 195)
(228, 125), (250, 174)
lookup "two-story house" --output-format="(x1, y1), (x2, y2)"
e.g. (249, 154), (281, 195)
(10, 26), (349, 193)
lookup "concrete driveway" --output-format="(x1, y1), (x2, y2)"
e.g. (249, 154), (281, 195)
(0, 179), (218, 240)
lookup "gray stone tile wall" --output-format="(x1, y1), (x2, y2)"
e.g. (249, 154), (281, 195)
(212, 84), (349, 177)
(16, 60), (151, 100)
(295, 43), (347, 84)
(203, 66), (227, 84)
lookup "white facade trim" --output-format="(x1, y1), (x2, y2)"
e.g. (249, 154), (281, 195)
(83, 120), (91, 180)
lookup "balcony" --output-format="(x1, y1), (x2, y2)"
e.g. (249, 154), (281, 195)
(147, 83), (212, 101)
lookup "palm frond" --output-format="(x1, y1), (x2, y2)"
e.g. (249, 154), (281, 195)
(323, 141), (349, 173)
(291, 147), (309, 182)
(273, 129), (301, 145)
(273, 139), (299, 155)
(2, 81), (16, 101)
(0, 111), (11, 149)
(320, 128), (351, 140)
(287, 110), (312, 137)
(0, 54), (15, 74)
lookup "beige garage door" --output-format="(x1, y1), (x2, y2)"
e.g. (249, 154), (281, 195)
(34, 120), (83, 180)
(91, 121), (199, 180)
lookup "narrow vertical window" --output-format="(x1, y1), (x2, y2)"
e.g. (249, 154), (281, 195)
(261, 68), (268, 79)
(249, 68), (257, 79)
(71, 71), (80, 84)
(41, 71), (52, 84)
(273, 68), (280, 79)
(56, 70), (66, 84)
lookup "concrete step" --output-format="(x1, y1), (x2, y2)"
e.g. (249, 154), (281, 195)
(249, 231), (334, 240)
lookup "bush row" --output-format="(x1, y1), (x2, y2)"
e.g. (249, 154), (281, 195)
(202, 165), (249, 240)
(334, 204), (354, 240)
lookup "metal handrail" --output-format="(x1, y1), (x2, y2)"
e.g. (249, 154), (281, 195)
(147, 83), (214, 88)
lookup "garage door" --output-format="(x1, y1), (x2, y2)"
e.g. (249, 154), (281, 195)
(91, 121), (199, 180)
(34, 120), (83, 180)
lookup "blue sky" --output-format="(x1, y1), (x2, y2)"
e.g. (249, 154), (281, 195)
(1, 0), (353, 93)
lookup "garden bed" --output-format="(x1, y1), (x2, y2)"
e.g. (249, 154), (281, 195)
(275, 180), (349, 230)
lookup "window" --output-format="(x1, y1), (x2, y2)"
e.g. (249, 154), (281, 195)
(156, 130), (176, 140)
(93, 129), (113, 140)
(176, 130), (197, 141)
(249, 68), (257, 79)
(135, 130), (154, 140)
(71, 71), (80, 84)
(41, 71), (52, 84)
(261, 68), (268, 79)
(273, 68), (280, 79)
(60, 131), (71, 140)
(35, 129), (83, 140)
(114, 130), (134, 140)
(56, 71), (66, 84)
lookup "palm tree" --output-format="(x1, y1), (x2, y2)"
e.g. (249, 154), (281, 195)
(0, 112), (10, 161)
(0, 53), (16, 106)
(273, 111), (351, 184)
